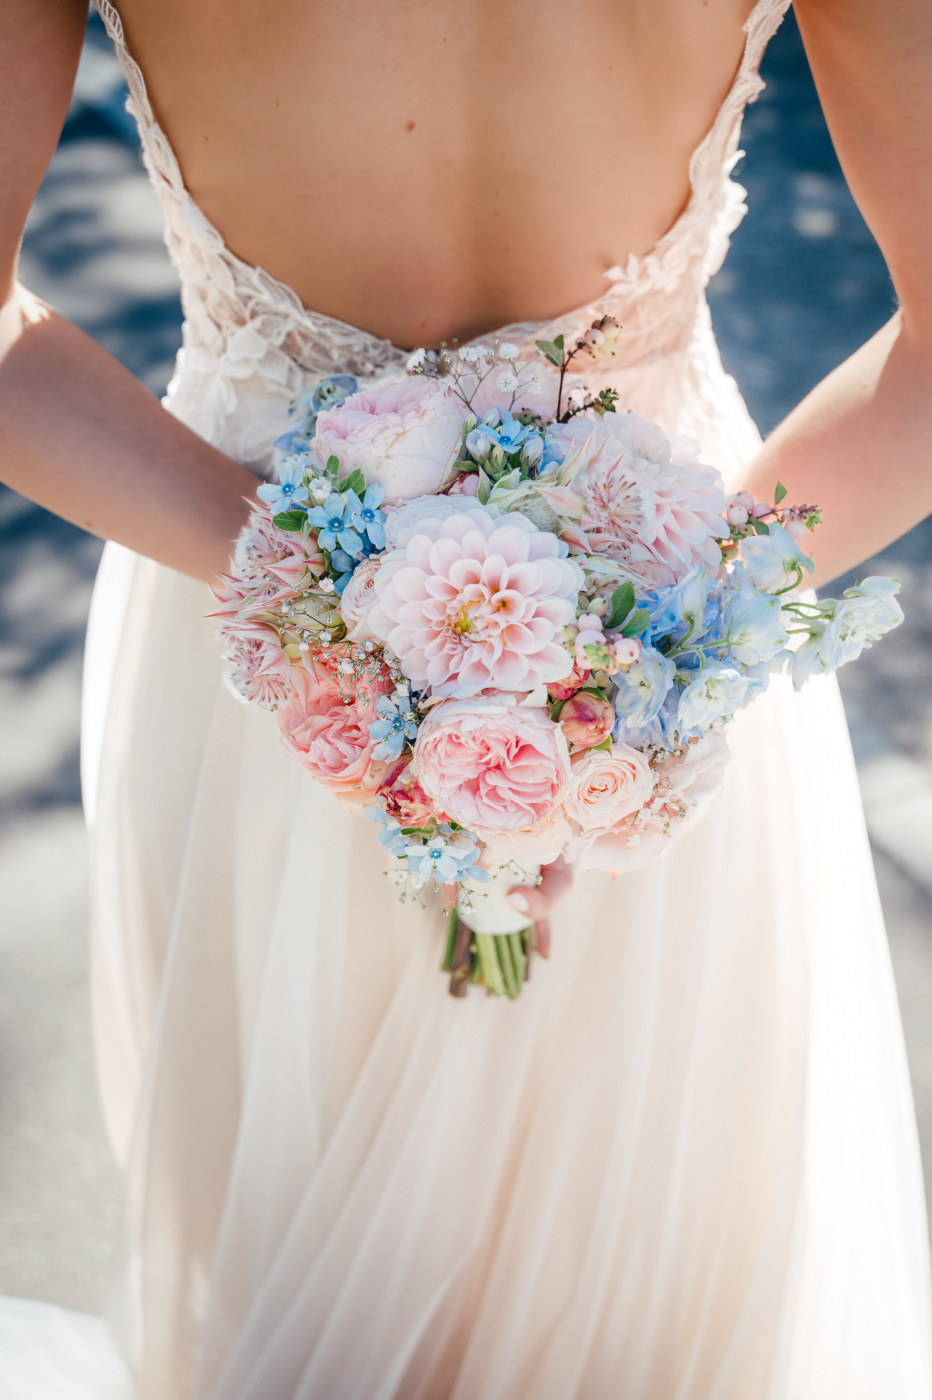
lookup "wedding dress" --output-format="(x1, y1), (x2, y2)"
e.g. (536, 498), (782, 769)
(15, 1), (930, 1396)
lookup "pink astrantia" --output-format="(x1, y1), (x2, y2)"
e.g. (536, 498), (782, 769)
(367, 505), (583, 696)
(547, 412), (726, 587)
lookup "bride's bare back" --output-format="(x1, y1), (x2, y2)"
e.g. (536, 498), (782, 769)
(1, 0), (931, 593)
(114, 0), (754, 346)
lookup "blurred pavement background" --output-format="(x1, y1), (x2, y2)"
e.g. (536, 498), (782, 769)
(1, 12), (931, 1316)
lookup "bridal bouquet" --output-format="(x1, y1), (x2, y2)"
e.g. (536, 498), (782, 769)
(213, 327), (903, 999)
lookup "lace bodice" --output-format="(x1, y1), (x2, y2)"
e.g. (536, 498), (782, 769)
(94, 0), (790, 460)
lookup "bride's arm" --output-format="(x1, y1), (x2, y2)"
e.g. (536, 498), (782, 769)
(0, 0), (258, 583)
(734, 0), (932, 589)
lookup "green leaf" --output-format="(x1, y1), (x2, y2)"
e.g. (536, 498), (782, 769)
(752, 519), (770, 536)
(338, 468), (366, 497)
(774, 480), (788, 506)
(272, 510), (307, 532)
(592, 734), (613, 753)
(326, 455), (340, 474)
(549, 698), (567, 722)
(535, 338), (565, 368)
(621, 607), (650, 637)
(553, 334), (565, 351)
(604, 581), (636, 631)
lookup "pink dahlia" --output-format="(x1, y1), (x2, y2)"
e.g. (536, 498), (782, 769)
(548, 412), (726, 587)
(367, 505), (583, 697)
(413, 698), (571, 833)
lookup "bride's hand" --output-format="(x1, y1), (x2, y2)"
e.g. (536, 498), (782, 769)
(507, 855), (573, 959)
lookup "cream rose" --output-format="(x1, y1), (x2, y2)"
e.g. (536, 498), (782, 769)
(476, 810), (571, 868)
(562, 745), (654, 832)
(339, 556), (382, 642)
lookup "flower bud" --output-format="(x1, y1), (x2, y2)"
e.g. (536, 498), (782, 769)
(734, 489), (754, 511)
(751, 502), (771, 519)
(726, 502), (749, 527)
(587, 596), (609, 617)
(584, 327), (605, 348)
(491, 445), (506, 471)
(785, 519), (807, 540)
(609, 636), (642, 669)
(558, 691), (615, 749)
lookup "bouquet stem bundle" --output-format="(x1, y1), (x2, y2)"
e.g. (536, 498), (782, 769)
(444, 910), (534, 1000)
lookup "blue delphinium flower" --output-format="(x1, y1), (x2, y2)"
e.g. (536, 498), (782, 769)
(306, 492), (364, 558)
(612, 645), (676, 732)
(368, 692), (418, 761)
(256, 456), (310, 512)
(676, 660), (753, 733)
(274, 376), (358, 454)
(346, 483), (387, 550)
(312, 374), (358, 413)
(718, 569), (789, 666)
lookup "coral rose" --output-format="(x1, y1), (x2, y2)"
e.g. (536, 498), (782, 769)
(558, 690), (615, 748)
(368, 504), (583, 697)
(562, 744), (654, 831)
(413, 698), (571, 834)
(314, 377), (468, 502)
(277, 664), (385, 796)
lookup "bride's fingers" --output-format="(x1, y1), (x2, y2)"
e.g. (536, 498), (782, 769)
(506, 855), (573, 959)
(441, 882), (458, 912)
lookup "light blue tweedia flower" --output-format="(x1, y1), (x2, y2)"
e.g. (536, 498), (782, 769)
(718, 570), (789, 667)
(346, 483), (387, 550)
(256, 456), (310, 512)
(406, 829), (490, 886)
(466, 410), (538, 461)
(368, 692), (418, 761)
(366, 805), (411, 858)
(306, 492), (365, 558)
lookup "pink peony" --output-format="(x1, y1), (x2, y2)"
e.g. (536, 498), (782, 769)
(339, 556), (383, 642)
(562, 744), (654, 832)
(547, 412), (726, 587)
(558, 690), (615, 748)
(368, 505), (583, 697)
(278, 662), (388, 796)
(476, 810), (571, 868)
(314, 378), (468, 502)
(414, 698), (571, 833)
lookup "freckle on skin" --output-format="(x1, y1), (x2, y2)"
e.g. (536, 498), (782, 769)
(405, 120), (416, 133)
